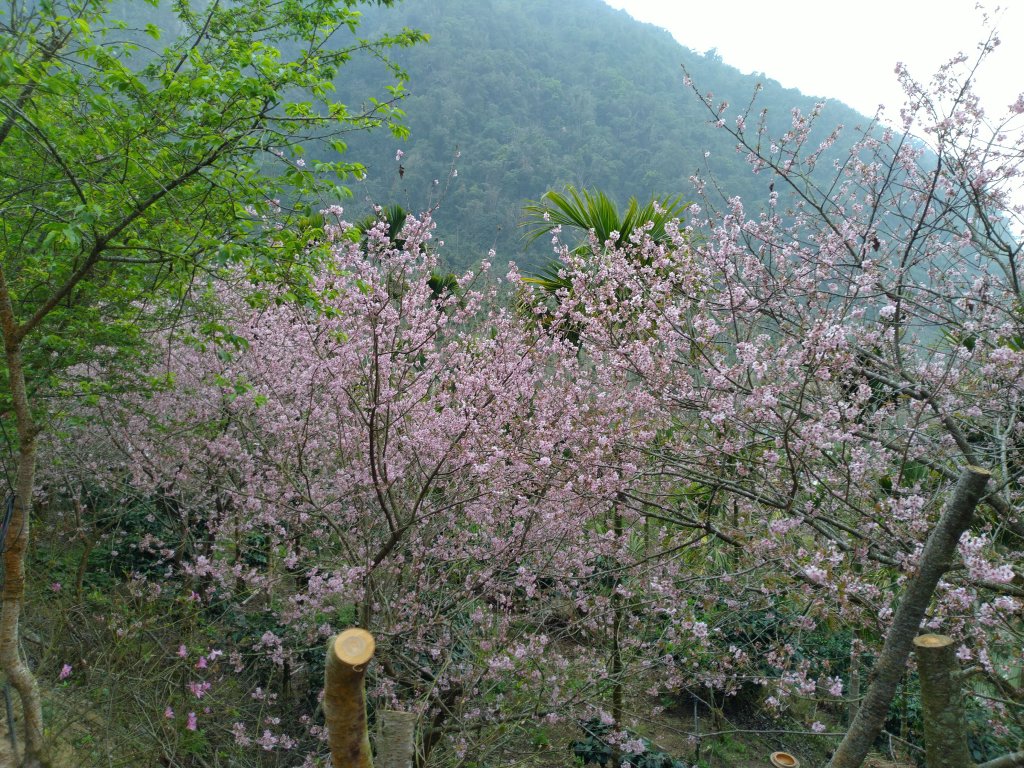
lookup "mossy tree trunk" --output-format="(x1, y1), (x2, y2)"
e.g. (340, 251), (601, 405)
(611, 509), (624, 733)
(0, 282), (48, 768)
(914, 637), (1024, 768)
(848, 641), (860, 728)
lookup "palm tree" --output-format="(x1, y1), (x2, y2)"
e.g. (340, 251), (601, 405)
(519, 186), (690, 339)
(522, 185), (688, 256)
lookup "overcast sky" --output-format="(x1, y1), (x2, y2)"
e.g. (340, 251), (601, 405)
(602, 1), (1023, 120)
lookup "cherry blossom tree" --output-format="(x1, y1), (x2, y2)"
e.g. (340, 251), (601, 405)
(45, 206), (690, 763)
(521, 23), (1024, 765)
(0, 2), (423, 761)
(34, 19), (1024, 768)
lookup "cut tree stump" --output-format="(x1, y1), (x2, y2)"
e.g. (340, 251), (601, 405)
(324, 629), (375, 768)
(827, 466), (991, 768)
(376, 710), (417, 768)
(914, 634), (974, 768)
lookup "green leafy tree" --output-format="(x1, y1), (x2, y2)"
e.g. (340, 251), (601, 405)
(0, 2), (423, 763)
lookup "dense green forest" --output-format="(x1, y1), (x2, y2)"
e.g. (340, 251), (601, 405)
(334, 0), (871, 268)
(110, 0), (871, 269)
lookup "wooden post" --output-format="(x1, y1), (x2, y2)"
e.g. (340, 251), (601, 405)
(324, 629), (375, 768)
(376, 710), (417, 768)
(914, 634), (974, 768)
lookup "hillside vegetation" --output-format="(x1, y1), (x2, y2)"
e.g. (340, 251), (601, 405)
(321, 0), (872, 268)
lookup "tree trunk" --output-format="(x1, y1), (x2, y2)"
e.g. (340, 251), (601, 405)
(324, 629), (375, 768)
(611, 509), (624, 730)
(0, 331), (48, 768)
(914, 634), (974, 768)
(828, 466), (991, 768)
(376, 710), (416, 768)
(848, 642), (860, 727)
(978, 753), (1024, 768)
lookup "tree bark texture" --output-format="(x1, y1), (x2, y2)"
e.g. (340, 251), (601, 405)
(0, 308), (48, 767)
(611, 509), (624, 730)
(324, 629), (375, 768)
(828, 466), (991, 768)
(376, 710), (416, 768)
(914, 634), (974, 768)
(848, 642), (860, 727)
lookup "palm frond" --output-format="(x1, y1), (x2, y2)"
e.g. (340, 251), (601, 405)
(521, 260), (570, 293)
(522, 186), (622, 248)
(355, 204), (411, 244)
(619, 195), (689, 246)
(523, 185), (688, 252)
(520, 187), (692, 344)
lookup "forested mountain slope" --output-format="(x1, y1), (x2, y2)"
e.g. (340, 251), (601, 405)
(333, 0), (872, 268)
(106, 0), (875, 270)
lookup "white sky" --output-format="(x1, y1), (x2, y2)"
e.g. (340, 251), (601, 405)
(602, 1), (1024, 120)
